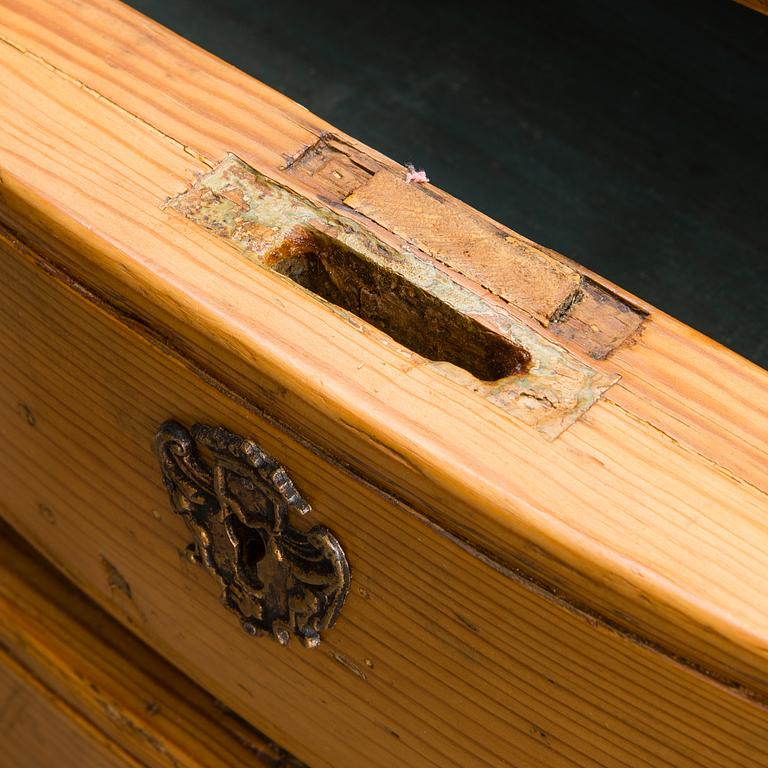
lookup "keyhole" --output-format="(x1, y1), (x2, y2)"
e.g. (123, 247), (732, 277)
(243, 530), (267, 573)
(241, 528), (267, 589)
(229, 515), (268, 589)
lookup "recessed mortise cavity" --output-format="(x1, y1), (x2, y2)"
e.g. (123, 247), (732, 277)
(166, 154), (618, 437)
(267, 232), (531, 382)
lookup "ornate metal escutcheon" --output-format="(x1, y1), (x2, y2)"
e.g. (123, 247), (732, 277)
(155, 420), (350, 648)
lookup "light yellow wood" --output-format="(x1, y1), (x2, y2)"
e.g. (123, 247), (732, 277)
(2, 0), (765, 501)
(0, 521), (301, 767)
(1, 0), (767, 697)
(0, 656), (137, 768)
(1, 1), (768, 765)
(2, 216), (768, 767)
(2, 0), (765, 477)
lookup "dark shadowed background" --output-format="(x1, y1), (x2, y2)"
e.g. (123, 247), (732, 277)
(128, 0), (768, 368)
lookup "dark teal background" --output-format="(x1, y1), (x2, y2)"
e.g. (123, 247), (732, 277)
(128, 0), (768, 367)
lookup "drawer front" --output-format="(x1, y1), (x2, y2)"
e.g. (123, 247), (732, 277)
(0, 521), (300, 768)
(3, 0), (768, 708)
(2, 233), (767, 768)
(0, 659), (129, 768)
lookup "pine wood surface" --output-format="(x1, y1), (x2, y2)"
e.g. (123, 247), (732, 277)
(2, 225), (768, 767)
(0, 0), (767, 759)
(1, 0), (765, 501)
(0, 521), (302, 768)
(0, 657), (137, 768)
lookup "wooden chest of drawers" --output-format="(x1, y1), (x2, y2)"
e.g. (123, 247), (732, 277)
(1, 2), (768, 766)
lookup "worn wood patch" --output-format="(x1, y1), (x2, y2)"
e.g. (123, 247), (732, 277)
(167, 155), (616, 438)
(550, 278), (647, 359)
(345, 170), (582, 323)
(284, 136), (378, 199)
(284, 141), (646, 359)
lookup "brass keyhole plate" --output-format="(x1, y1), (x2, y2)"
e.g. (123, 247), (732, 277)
(155, 420), (350, 648)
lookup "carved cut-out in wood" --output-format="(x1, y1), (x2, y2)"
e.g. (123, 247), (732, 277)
(167, 154), (618, 438)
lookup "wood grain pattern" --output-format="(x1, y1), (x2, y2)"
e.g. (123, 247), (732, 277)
(2, 226), (768, 767)
(549, 278), (646, 359)
(345, 169), (582, 323)
(0, 657), (136, 768)
(2, 0), (764, 499)
(0, 0), (767, 733)
(167, 153), (615, 439)
(283, 139), (647, 362)
(0, 521), (302, 768)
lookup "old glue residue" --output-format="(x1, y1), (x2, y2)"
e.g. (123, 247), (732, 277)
(166, 154), (616, 438)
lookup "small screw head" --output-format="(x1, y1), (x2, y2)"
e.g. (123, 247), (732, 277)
(184, 543), (200, 564)
(241, 621), (259, 636)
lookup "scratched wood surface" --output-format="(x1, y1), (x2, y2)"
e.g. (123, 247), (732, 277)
(0, 0), (768, 762)
(0, 521), (303, 768)
(3, 225), (768, 768)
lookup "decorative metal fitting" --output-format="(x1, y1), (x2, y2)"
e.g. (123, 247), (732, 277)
(155, 420), (349, 648)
